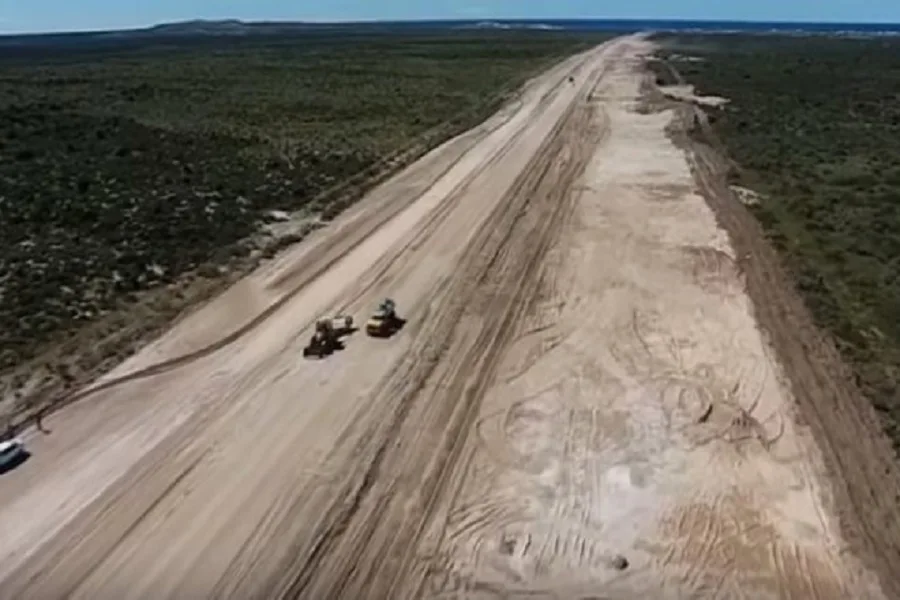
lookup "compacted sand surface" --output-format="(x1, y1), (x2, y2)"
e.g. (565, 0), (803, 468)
(415, 48), (885, 600)
(0, 35), (889, 599)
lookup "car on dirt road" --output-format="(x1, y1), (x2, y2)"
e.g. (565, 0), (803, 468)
(0, 438), (28, 474)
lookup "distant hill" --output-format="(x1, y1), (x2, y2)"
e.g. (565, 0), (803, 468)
(144, 19), (255, 36)
(0, 19), (333, 52)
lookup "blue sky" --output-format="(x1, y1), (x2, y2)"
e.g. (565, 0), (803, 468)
(1, 0), (898, 34)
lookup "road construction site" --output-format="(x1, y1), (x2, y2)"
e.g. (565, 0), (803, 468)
(0, 34), (892, 599)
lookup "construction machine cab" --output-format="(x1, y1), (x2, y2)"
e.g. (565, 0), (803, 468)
(375, 298), (395, 318)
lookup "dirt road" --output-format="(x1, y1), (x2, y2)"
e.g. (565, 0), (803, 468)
(0, 35), (889, 599)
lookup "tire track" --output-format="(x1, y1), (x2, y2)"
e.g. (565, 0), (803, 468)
(393, 61), (615, 600)
(258, 48), (614, 600)
(395, 60), (614, 600)
(494, 109), (610, 389)
(0, 415), (217, 598)
(473, 386), (567, 475)
(329, 88), (550, 316)
(642, 55), (875, 600)
(671, 64), (900, 597)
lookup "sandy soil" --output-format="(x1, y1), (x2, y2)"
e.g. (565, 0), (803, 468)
(659, 83), (729, 109)
(0, 35), (890, 599)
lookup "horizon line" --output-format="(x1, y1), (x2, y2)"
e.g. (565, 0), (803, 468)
(4, 15), (900, 38)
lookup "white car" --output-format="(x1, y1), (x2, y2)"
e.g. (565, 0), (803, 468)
(0, 438), (27, 472)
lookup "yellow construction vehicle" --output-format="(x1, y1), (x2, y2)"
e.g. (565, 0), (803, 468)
(365, 298), (404, 338)
(303, 314), (354, 358)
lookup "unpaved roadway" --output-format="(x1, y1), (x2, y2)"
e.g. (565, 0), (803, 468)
(0, 35), (890, 599)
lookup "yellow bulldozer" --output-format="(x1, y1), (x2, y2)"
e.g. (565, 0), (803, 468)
(303, 315), (354, 358)
(365, 298), (405, 338)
